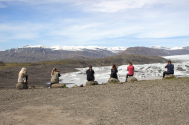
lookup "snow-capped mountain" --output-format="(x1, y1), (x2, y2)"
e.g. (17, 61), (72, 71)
(0, 45), (189, 63)
(0, 45), (123, 63)
(23, 45), (127, 54)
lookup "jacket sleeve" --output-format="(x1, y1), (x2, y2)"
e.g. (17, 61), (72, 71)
(111, 69), (113, 74)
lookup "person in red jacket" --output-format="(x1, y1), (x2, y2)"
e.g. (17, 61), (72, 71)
(126, 62), (134, 82)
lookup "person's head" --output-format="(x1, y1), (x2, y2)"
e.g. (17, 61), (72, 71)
(129, 62), (132, 66)
(19, 67), (27, 76)
(51, 68), (57, 75)
(89, 65), (92, 71)
(112, 64), (116, 69)
(168, 60), (171, 64)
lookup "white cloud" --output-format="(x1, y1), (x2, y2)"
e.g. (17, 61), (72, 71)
(0, 23), (45, 40)
(79, 0), (189, 13)
(0, 0), (189, 47)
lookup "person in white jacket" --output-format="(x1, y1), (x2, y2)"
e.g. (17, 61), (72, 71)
(18, 67), (28, 84)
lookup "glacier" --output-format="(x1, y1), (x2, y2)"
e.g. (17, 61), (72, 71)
(60, 54), (189, 87)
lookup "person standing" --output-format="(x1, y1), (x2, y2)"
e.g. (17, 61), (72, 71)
(50, 68), (61, 88)
(86, 65), (95, 81)
(125, 62), (134, 82)
(110, 64), (118, 79)
(163, 60), (174, 78)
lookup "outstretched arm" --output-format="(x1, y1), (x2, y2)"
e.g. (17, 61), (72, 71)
(165, 63), (168, 68)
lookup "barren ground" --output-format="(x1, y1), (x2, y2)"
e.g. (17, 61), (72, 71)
(0, 78), (189, 125)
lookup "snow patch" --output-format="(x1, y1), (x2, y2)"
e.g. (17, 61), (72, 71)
(151, 46), (184, 50)
(50, 46), (127, 53)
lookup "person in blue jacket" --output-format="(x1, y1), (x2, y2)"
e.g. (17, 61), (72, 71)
(163, 60), (174, 78)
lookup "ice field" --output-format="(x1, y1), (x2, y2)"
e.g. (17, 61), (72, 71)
(60, 54), (189, 87)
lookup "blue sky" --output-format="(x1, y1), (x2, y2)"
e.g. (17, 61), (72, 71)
(0, 0), (189, 50)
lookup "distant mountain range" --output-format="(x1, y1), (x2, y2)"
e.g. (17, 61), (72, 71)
(0, 45), (188, 63)
(118, 46), (189, 56)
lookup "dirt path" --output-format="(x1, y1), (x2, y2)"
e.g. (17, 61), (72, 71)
(0, 78), (189, 125)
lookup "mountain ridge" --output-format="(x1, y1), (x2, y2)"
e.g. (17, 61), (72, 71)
(118, 46), (189, 56)
(0, 45), (189, 63)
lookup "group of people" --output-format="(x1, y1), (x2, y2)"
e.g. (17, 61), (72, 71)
(86, 62), (135, 82)
(17, 60), (174, 87)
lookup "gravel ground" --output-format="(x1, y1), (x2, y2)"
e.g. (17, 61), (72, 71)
(0, 78), (189, 125)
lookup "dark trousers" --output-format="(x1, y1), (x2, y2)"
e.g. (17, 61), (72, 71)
(126, 74), (133, 82)
(87, 79), (94, 81)
(163, 71), (173, 78)
(50, 83), (55, 88)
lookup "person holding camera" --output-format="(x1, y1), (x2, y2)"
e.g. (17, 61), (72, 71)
(50, 68), (61, 88)
(163, 60), (174, 78)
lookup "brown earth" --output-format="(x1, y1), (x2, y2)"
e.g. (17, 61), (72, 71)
(0, 78), (189, 125)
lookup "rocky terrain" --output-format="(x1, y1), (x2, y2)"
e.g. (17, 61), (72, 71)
(0, 77), (189, 125)
(0, 55), (167, 89)
(118, 46), (189, 56)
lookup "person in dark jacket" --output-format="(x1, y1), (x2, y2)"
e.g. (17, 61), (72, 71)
(163, 60), (174, 78)
(110, 64), (118, 79)
(86, 65), (95, 81)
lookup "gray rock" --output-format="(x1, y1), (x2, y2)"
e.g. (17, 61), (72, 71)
(16, 83), (28, 90)
(108, 78), (120, 83)
(79, 84), (84, 87)
(164, 74), (175, 78)
(72, 84), (78, 88)
(85, 81), (98, 87)
(117, 82), (123, 84)
(28, 86), (35, 89)
(127, 76), (138, 82)
(51, 83), (66, 88)
(102, 83), (107, 85)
